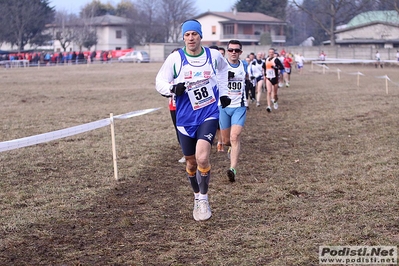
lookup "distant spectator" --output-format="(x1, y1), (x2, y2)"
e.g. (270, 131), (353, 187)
(58, 52), (63, 64)
(44, 52), (51, 65)
(71, 51), (76, 64)
(33, 53), (39, 65)
(90, 51), (97, 63)
(40, 52), (44, 65)
(107, 51), (112, 63)
(319, 50), (326, 66)
(78, 51), (85, 64)
(51, 53), (56, 64)
(375, 51), (382, 68)
(102, 51), (108, 63)
(319, 50), (326, 61)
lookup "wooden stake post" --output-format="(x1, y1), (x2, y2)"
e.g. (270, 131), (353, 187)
(386, 77), (389, 95)
(110, 113), (119, 180)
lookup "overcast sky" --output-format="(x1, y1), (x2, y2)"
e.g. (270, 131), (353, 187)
(49, 0), (236, 15)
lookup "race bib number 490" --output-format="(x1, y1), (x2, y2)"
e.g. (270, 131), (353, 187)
(228, 81), (243, 96)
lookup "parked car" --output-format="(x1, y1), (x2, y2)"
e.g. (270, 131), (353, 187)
(118, 50), (150, 63)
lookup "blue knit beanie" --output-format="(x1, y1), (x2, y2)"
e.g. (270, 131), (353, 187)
(182, 20), (203, 39)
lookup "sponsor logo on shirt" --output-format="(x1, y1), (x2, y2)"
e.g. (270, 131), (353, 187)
(184, 71), (192, 79)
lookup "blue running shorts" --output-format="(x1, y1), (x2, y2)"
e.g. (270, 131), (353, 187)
(218, 106), (247, 130)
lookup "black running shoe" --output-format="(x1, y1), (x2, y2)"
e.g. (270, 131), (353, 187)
(227, 168), (236, 182)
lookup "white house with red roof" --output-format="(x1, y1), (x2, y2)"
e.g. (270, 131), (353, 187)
(194, 10), (286, 46)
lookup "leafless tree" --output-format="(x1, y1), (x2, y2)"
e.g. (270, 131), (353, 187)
(158, 0), (198, 43)
(52, 11), (80, 51)
(121, 0), (197, 45)
(73, 18), (98, 51)
(114, 0), (142, 46)
(291, 0), (375, 46)
(75, 0), (197, 46)
(132, 0), (165, 44)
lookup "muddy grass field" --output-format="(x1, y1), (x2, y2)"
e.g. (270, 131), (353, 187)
(0, 61), (398, 266)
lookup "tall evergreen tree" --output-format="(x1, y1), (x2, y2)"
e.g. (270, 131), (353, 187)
(235, 0), (262, 12)
(0, 0), (55, 51)
(80, 0), (116, 18)
(375, 0), (399, 11)
(235, 0), (287, 19)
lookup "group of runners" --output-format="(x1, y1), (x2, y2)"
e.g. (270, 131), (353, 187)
(155, 19), (297, 222)
(243, 49), (296, 112)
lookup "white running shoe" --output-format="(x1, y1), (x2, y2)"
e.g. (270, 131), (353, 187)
(196, 199), (212, 221)
(193, 199), (200, 221)
(256, 101), (260, 107)
(273, 101), (278, 110)
(178, 156), (186, 163)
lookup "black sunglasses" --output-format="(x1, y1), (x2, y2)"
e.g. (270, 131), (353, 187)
(227, 48), (242, 53)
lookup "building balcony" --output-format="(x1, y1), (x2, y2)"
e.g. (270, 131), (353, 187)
(220, 34), (286, 43)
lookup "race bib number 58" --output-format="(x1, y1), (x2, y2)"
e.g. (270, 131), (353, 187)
(187, 83), (216, 110)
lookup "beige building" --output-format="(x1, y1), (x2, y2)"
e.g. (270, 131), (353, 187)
(50, 14), (131, 52)
(0, 14), (131, 52)
(334, 10), (399, 48)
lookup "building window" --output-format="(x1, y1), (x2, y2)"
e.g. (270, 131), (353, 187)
(212, 26), (216, 35)
(116, 30), (122, 39)
(224, 24), (234, 35)
(115, 47), (121, 50)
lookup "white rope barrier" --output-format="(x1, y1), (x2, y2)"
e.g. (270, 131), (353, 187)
(113, 108), (160, 120)
(0, 107), (161, 180)
(0, 59), (30, 68)
(0, 119), (110, 153)
(310, 59), (399, 92)
(0, 108), (160, 153)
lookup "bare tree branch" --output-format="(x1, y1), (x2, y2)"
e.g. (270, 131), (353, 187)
(291, 0), (375, 45)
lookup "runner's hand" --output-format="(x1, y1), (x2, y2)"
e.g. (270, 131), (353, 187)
(220, 96), (231, 108)
(171, 82), (186, 96)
